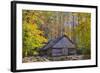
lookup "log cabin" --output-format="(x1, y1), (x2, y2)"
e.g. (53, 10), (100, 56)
(39, 35), (76, 57)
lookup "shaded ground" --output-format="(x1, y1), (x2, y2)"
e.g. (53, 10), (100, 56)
(22, 55), (89, 63)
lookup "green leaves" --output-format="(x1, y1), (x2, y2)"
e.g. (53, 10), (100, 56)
(75, 13), (91, 55)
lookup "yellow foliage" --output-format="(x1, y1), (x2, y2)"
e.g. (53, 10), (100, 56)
(23, 23), (48, 56)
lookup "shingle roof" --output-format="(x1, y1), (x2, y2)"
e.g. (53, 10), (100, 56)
(40, 35), (75, 50)
(52, 37), (75, 48)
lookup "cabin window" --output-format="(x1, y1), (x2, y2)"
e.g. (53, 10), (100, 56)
(52, 49), (62, 56)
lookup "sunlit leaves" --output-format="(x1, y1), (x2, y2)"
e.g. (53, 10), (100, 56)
(23, 10), (52, 57)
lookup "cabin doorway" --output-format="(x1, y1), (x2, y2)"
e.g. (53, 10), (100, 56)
(62, 48), (68, 56)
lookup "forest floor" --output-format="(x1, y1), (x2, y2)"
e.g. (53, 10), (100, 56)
(22, 56), (50, 63)
(22, 55), (86, 63)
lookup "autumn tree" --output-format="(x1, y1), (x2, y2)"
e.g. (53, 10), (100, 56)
(22, 10), (47, 57)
